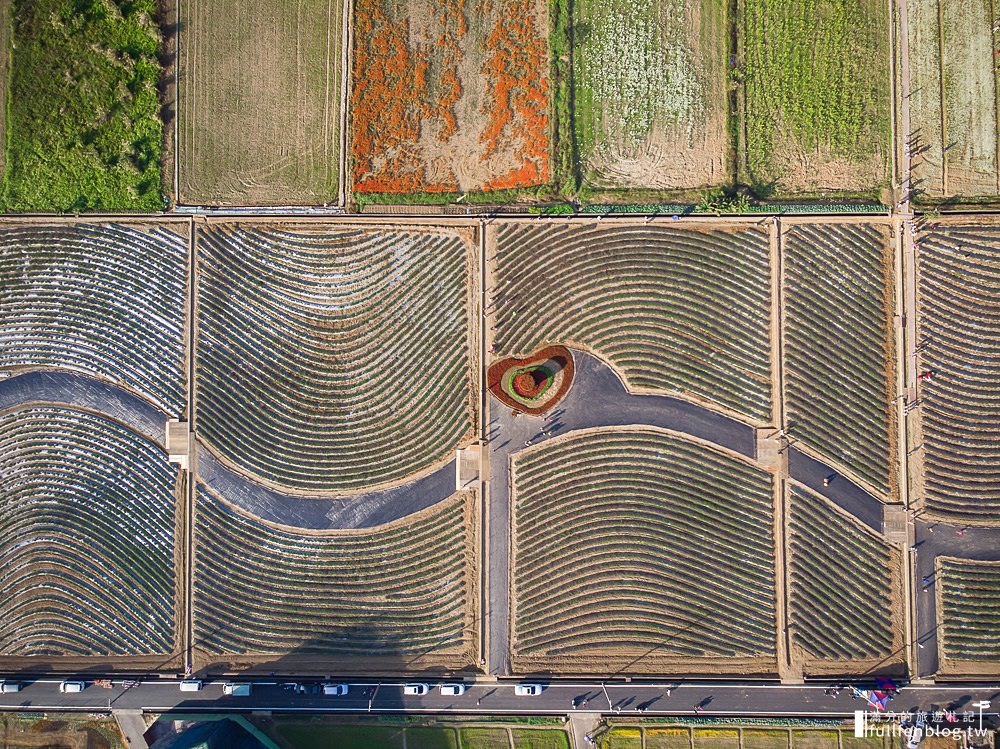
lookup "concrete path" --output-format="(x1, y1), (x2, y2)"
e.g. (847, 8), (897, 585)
(0, 371), (166, 445)
(197, 446), (458, 530)
(113, 709), (149, 748)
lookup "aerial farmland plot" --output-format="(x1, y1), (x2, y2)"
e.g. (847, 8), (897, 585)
(786, 484), (904, 676)
(510, 427), (778, 675)
(192, 487), (478, 673)
(573, 0), (730, 194)
(195, 221), (478, 494)
(781, 222), (897, 497)
(740, 0), (891, 196)
(908, 0), (1000, 199)
(488, 221), (773, 422)
(914, 221), (1000, 523)
(0, 406), (182, 672)
(935, 558), (1000, 677)
(178, 0), (342, 205)
(350, 0), (551, 199)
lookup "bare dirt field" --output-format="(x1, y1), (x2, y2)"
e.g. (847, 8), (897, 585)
(575, 0), (730, 192)
(350, 0), (550, 194)
(908, 0), (1000, 199)
(178, 0), (342, 205)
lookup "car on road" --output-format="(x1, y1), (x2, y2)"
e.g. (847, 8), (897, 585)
(59, 681), (86, 693)
(222, 683), (251, 696)
(404, 683), (429, 696)
(179, 680), (202, 692)
(440, 683), (466, 696)
(514, 683), (543, 696)
(0, 681), (19, 693)
(323, 683), (349, 696)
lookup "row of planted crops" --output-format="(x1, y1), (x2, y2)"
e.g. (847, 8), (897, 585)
(915, 224), (1000, 524)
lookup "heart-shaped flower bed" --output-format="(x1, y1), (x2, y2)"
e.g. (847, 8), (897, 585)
(488, 345), (574, 415)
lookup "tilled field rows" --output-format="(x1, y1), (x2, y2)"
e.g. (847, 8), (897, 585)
(490, 222), (774, 423)
(195, 222), (477, 494)
(193, 487), (478, 671)
(782, 222), (896, 496)
(787, 484), (902, 671)
(0, 222), (189, 416)
(510, 427), (778, 674)
(0, 406), (180, 661)
(936, 557), (1000, 672)
(915, 223), (1000, 523)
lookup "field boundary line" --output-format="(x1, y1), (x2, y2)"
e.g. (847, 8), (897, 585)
(478, 220), (488, 671)
(935, 0), (948, 195)
(887, 0), (899, 192)
(992, 0), (1000, 194)
(338, 0), (352, 207)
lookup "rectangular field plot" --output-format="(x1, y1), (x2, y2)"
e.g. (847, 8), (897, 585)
(178, 0), (341, 204)
(908, 0), (999, 198)
(351, 0), (549, 196)
(914, 223), (1000, 523)
(574, 0), (730, 192)
(489, 221), (773, 423)
(935, 557), (1000, 676)
(0, 221), (189, 417)
(510, 427), (778, 675)
(192, 487), (478, 672)
(195, 221), (477, 494)
(0, 406), (181, 670)
(741, 0), (890, 195)
(782, 222), (896, 496)
(786, 484), (904, 674)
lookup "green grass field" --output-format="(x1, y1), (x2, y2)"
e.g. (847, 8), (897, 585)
(1, 0), (164, 211)
(741, 0), (890, 195)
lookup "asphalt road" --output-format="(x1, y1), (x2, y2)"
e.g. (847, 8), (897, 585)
(787, 448), (884, 533)
(2, 679), (998, 718)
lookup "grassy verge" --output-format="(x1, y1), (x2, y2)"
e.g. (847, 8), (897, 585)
(1, 0), (164, 211)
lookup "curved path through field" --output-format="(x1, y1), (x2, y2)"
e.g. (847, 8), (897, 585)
(0, 371), (165, 445)
(196, 447), (457, 530)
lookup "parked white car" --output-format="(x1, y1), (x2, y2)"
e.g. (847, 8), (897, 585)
(403, 683), (429, 696)
(179, 680), (202, 692)
(0, 681), (19, 693)
(323, 683), (349, 696)
(514, 683), (543, 696)
(59, 681), (86, 693)
(440, 683), (466, 696)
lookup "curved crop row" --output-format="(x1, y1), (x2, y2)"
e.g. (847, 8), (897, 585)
(0, 223), (188, 415)
(491, 223), (773, 422)
(787, 485), (899, 662)
(916, 226), (1000, 522)
(937, 558), (1000, 662)
(0, 406), (177, 657)
(511, 428), (776, 663)
(196, 224), (475, 493)
(783, 223), (895, 495)
(193, 487), (476, 661)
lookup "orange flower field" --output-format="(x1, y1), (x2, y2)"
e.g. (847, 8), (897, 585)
(351, 0), (551, 194)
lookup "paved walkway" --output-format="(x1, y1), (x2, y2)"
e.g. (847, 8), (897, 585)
(197, 447), (457, 530)
(0, 371), (166, 445)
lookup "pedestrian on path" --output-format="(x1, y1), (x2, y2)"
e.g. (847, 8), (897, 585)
(665, 689), (672, 698)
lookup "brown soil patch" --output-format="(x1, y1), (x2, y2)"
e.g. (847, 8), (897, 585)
(177, 0), (341, 204)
